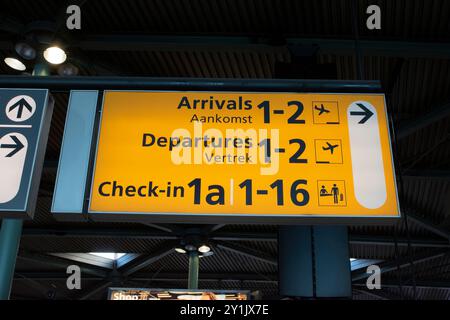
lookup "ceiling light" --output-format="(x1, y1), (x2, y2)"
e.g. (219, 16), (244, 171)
(43, 46), (67, 64)
(198, 245), (211, 253)
(15, 42), (36, 60)
(58, 63), (79, 76)
(185, 244), (196, 251)
(175, 247), (186, 254)
(200, 251), (214, 258)
(4, 57), (26, 71)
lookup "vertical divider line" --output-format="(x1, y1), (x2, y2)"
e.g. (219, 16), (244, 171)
(230, 178), (234, 206)
(83, 90), (104, 220)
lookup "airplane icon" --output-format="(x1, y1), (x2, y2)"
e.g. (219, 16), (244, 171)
(322, 142), (339, 154)
(314, 104), (330, 115)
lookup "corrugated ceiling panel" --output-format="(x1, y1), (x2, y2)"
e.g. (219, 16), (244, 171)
(89, 49), (290, 78)
(350, 243), (410, 260)
(401, 179), (449, 223)
(19, 237), (166, 253)
(146, 249), (276, 274)
(1, 0), (449, 40)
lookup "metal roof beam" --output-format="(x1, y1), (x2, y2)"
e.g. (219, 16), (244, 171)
(349, 235), (450, 248)
(402, 169), (450, 180)
(0, 14), (24, 35)
(73, 242), (177, 299)
(21, 227), (179, 240)
(397, 102), (450, 140)
(21, 227), (278, 241)
(79, 281), (112, 300)
(17, 251), (109, 278)
(352, 249), (448, 282)
(0, 35), (450, 59)
(120, 242), (177, 277)
(211, 232), (277, 242)
(140, 223), (174, 233)
(21, 227), (450, 248)
(0, 76), (381, 92)
(353, 281), (450, 290)
(406, 212), (450, 242)
(68, 35), (450, 59)
(204, 224), (228, 234)
(353, 288), (388, 300)
(13, 272), (277, 282)
(15, 270), (450, 290)
(1, 35), (450, 59)
(215, 241), (277, 266)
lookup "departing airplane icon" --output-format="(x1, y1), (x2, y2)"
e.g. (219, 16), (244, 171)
(314, 104), (330, 115)
(322, 142), (339, 154)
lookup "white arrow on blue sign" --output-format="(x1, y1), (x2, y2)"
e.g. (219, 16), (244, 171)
(0, 89), (53, 218)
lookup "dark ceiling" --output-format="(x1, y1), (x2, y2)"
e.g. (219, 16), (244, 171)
(0, 0), (449, 300)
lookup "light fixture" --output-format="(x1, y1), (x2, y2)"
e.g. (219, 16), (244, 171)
(58, 63), (79, 76)
(185, 244), (196, 251)
(175, 247), (186, 254)
(198, 245), (211, 253)
(200, 251), (214, 257)
(43, 46), (67, 64)
(4, 57), (26, 71)
(15, 42), (36, 60)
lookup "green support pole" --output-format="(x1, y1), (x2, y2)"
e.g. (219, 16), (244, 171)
(188, 251), (199, 289)
(0, 219), (23, 299)
(0, 61), (50, 300)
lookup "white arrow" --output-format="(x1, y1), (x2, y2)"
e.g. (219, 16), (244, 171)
(0, 133), (28, 203)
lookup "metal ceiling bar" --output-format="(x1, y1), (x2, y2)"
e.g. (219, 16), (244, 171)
(352, 250), (448, 282)
(17, 252), (109, 278)
(1, 35), (450, 58)
(49, 253), (113, 269)
(64, 35), (450, 59)
(13, 272), (278, 282)
(21, 227), (278, 241)
(13, 270), (450, 290)
(401, 134), (450, 171)
(0, 76), (381, 93)
(211, 232), (277, 242)
(406, 213), (450, 241)
(0, 14), (24, 35)
(353, 288), (388, 300)
(204, 224), (228, 233)
(397, 102), (450, 140)
(114, 254), (140, 269)
(140, 223), (174, 233)
(349, 235), (450, 248)
(353, 281), (450, 290)
(402, 170), (450, 180)
(79, 281), (112, 300)
(13, 273), (65, 299)
(120, 242), (177, 277)
(75, 243), (177, 299)
(21, 227), (179, 240)
(215, 241), (277, 266)
(20, 227), (450, 248)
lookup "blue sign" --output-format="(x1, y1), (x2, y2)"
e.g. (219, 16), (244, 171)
(0, 89), (53, 218)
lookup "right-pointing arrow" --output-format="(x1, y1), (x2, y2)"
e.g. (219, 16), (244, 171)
(0, 135), (25, 157)
(350, 103), (374, 124)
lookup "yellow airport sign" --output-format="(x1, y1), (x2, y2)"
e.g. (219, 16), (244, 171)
(89, 91), (400, 222)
